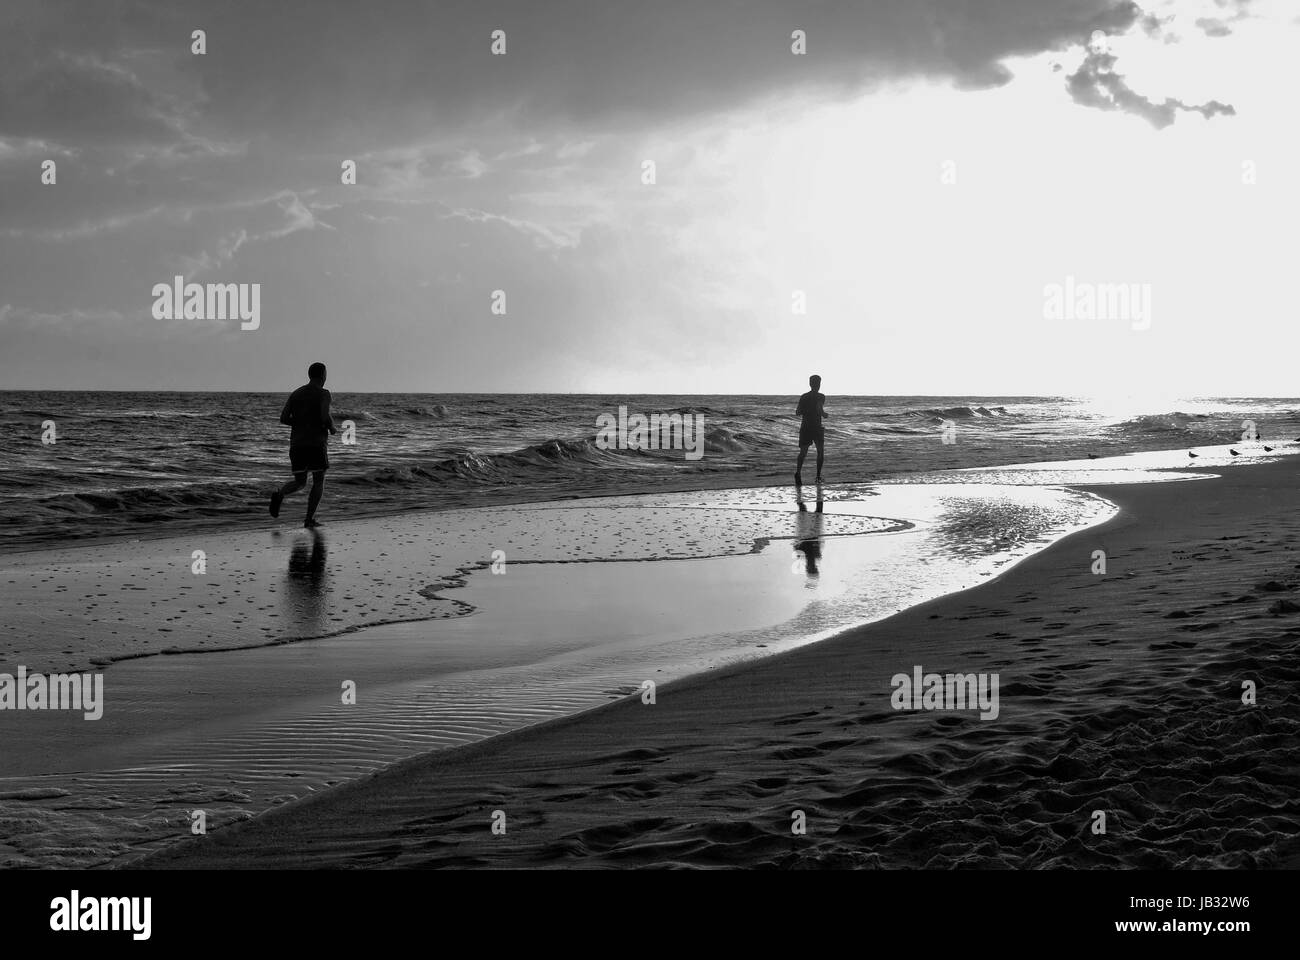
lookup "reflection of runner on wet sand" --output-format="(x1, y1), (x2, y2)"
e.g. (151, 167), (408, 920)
(283, 528), (328, 631)
(793, 485), (825, 578)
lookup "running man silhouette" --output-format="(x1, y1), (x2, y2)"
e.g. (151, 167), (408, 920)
(795, 374), (828, 485)
(270, 362), (336, 528)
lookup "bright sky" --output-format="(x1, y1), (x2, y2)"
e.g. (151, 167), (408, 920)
(1, 0), (1296, 395)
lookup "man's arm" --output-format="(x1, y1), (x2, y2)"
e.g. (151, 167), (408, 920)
(279, 395), (293, 426)
(820, 395), (829, 419)
(795, 394), (806, 417)
(322, 390), (337, 435)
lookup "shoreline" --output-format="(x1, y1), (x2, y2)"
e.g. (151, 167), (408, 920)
(0, 438), (1256, 558)
(0, 479), (1097, 678)
(2, 478), (1113, 868)
(135, 457), (1300, 869)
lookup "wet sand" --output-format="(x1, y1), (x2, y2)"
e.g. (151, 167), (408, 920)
(3, 482), (1113, 867)
(136, 458), (1300, 869)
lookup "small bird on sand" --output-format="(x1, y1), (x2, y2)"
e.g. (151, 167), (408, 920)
(1264, 446), (1275, 452)
(1229, 448), (1240, 456)
(1188, 451), (1199, 458)
(1087, 453), (1099, 459)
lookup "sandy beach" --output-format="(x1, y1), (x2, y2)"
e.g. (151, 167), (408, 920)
(5, 471), (1135, 867)
(129, 457), (1300, 870)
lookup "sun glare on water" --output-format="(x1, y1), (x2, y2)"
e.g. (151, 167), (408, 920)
(1076, 394), (1207, 423)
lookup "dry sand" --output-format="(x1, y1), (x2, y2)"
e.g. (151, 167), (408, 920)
(138, 459), (1300, 869)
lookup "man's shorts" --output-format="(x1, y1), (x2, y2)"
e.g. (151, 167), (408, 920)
(289, 445), (330, 473)
(799, 425), (824, 449)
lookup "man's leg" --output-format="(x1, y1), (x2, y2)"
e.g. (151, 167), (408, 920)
(278, 473), (308, 496)
(814, 436), (825, 480)
(305, 470), (326, 524)
(796, 441), (810, 482)
(271, 472), (307, 517)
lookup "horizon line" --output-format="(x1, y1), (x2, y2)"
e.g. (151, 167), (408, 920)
(2, 389), (1298, 401)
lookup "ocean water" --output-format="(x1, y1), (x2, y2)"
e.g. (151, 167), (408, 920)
(1, 392), (1296, 549)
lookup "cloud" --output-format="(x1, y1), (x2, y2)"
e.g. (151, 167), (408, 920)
(176, 229), (249, 276)
(0, 136), (76, 163)
(1194, 0), (1254, 35)
(0, 205), (169, 241)
(0, 302), (133, 331)
(178, 192), (333, 276)
(264, 192), (333, 239)
(442, 151), (489, 180)
(3, 0), (1152, 153)
(1066, 48), (1236, 127)
(1195, 17), (1234, 35)
(2, 188), (329, 248)
(0, 34), (198, 146)
(0, 0), (1267, 392)
(556, 141), (596, 160)
(441, 205), (578, 250)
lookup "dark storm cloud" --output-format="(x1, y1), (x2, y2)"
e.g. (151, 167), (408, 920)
(2, 0), (1146, 156)
(1066, 49), (1236, 127)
